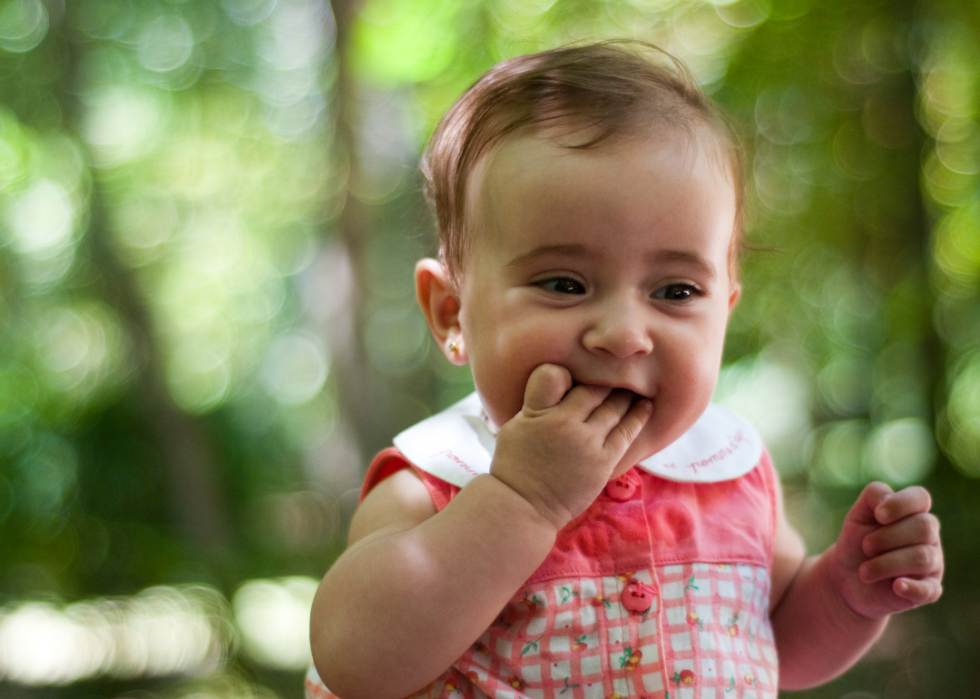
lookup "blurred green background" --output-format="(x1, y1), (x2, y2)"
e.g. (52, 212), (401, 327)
(0, 0), (977, 697)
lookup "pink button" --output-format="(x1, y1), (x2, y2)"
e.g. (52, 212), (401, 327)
(622, 581), (656, 613)
(604, 472), (639, 501)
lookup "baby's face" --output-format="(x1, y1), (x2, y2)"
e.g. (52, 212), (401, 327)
(456, 128), (740, 476)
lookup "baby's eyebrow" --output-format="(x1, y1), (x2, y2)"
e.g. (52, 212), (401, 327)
(505, 244), (589, 267)
(506, 245), (717, 280)
(653, 250), (717, 280)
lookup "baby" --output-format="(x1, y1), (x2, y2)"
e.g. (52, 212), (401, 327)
(308, 42), (943, 699)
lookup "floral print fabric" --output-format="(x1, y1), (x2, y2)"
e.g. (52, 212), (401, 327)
(306, 561), (777, 699)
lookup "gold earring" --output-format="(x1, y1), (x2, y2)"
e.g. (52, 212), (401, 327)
(448, 342), (458, 353)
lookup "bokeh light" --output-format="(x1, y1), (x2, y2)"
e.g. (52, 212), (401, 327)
(137, 16), (195, 74)
(33, 303), (131, 402)
(0, 0), (48, 54)
(713, 349), (812, 476)
(0, 586), (231, 685)
(864, 417), (935, 485)
(232, 577), (318, 671)
(260, 332), (329, 405)
(81, 87), (168, 167)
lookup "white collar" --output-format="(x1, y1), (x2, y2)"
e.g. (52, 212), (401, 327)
(393, 392), (762, 489)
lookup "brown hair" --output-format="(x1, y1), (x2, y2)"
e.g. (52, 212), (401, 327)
(420, 40), (746, 286)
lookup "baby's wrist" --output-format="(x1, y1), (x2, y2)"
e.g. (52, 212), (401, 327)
(484, 470), (571, 532)
(824, 546), (892, 623)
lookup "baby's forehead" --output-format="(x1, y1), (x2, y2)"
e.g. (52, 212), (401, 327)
(471, 125), (734, 217)
(458, 125), (741, 281)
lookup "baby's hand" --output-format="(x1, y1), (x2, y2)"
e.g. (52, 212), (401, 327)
(490, 364), (652, 530)
(830, 482), (943, 620)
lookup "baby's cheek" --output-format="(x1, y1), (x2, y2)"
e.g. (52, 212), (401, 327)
(478, 387), (522, 430)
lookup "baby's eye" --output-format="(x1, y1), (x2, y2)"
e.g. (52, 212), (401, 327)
(538, 278), (586, 295)
(653, 283), (702, 302)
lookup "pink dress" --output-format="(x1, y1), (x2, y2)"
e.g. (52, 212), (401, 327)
(307, 398), (779, 699)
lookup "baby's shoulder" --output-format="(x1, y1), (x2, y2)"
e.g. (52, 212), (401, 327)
(349, 458), (436, 546)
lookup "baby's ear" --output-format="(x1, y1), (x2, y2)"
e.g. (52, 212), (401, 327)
(415, 258), (467, 365)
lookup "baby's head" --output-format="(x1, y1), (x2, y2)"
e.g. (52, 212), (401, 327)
(416, 42), (746, 470)
(421, 41), (745, 289)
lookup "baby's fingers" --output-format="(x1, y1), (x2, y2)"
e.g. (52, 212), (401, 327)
(863, 512), (940, 558)
(893, 577), (943, 606)
(603, 398), (653, 452)
(585, 389), (636, 430)
(523, 364), (574, 412)
(859, 543), (944, 585)
(874, 485), (932, 525)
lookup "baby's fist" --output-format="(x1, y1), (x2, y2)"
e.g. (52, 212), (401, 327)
(832, 482), (943, 619)
(491, 364), (651, 530)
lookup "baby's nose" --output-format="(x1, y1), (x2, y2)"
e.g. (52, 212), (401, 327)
(582, 309), (653, 358)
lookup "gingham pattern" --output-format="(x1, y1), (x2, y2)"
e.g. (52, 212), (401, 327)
(306, 561), (777, 699)
(306, 665), (333, 699)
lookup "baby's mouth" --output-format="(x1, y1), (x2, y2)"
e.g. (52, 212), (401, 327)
(572, 381), (648, 404)
(621, 389), (647, 407)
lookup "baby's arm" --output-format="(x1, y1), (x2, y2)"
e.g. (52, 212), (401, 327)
(310, 365), (652, 699)
(310, 463), (557, 699)
(771, 482), (943, 689)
